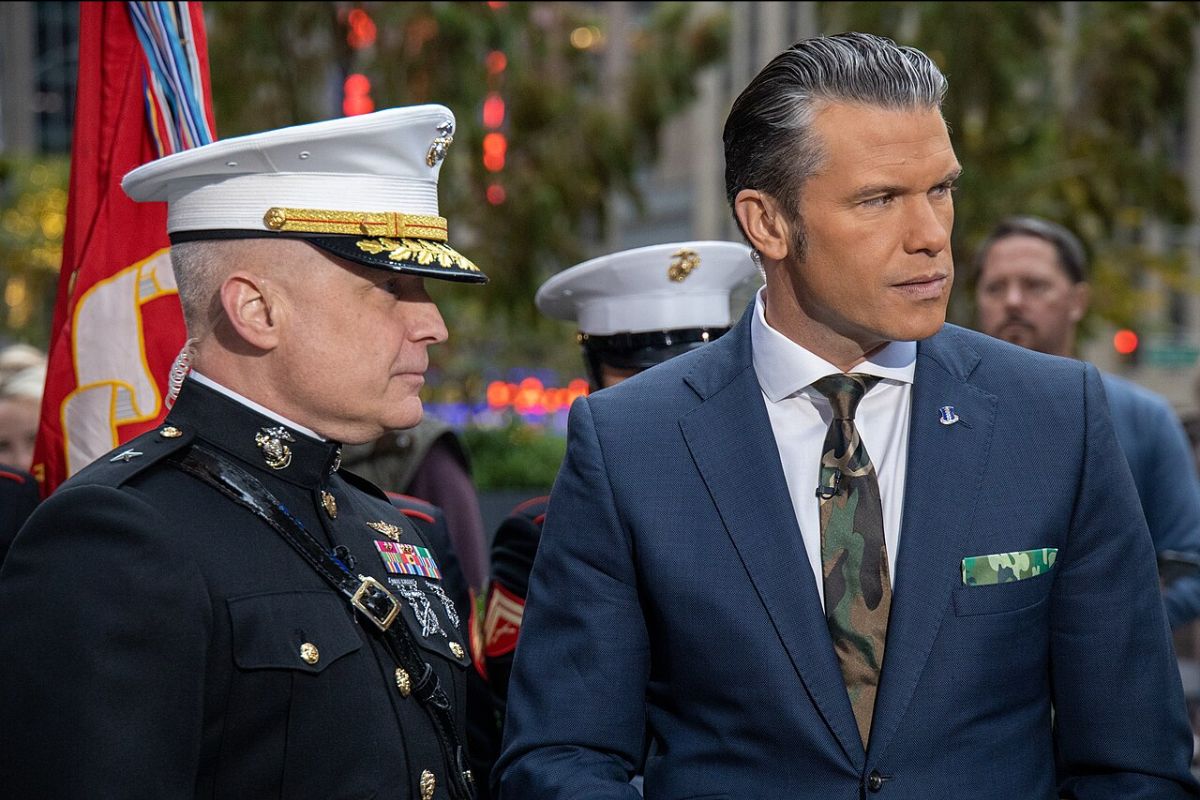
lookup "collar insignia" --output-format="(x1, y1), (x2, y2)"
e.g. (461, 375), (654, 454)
(254, 426), (295, 470)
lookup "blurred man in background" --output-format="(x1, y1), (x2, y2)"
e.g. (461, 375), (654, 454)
(975, 214), (1200, 630)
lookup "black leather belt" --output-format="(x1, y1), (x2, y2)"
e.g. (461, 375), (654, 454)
(173, 444), (475, 799)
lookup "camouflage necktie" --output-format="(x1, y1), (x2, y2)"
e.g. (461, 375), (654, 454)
(812, 373), (891, 748)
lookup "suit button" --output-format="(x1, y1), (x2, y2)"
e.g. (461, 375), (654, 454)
(867, 770), (884, 792)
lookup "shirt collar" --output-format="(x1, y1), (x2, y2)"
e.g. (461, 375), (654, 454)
(750, 287), (917, 403)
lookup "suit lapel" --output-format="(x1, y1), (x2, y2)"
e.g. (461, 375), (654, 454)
(866, 326), (997, 761)
(679, 312), (865, 768)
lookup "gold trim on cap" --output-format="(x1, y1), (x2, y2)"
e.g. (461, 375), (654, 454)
(263, 207), (449, 242)
(356, 237), (480, 273)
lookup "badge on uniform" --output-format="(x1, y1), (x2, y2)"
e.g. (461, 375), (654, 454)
(374, 540), (442, 579)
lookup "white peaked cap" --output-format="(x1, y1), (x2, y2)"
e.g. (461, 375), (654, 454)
(121, 105), (485, 283)
(536, 241), (759, 335)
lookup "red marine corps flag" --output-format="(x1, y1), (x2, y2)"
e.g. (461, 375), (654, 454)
(32, 2), (215, 495)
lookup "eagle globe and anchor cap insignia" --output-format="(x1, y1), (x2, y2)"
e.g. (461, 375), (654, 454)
(254, 426), (295, 470)
(667, 248), (700, 282)
(425, 119), (454, 167)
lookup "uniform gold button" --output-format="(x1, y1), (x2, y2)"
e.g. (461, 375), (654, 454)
(395, 667), (411, 697)
(299, 642), (319, 665)
(160, 425), (182, 438)
(420, 769), (436, 800)
(321, 491), (338, 519)
(449, 642), (464, 659)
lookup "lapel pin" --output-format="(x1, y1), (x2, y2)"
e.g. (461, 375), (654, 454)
(110, 449), (143, 462)
(938, 405), (960, 426)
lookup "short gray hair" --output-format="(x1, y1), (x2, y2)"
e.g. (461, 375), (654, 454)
(724, 32), (949, 239)
(169, 240), (228, 338)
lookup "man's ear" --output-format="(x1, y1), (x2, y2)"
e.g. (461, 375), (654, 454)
(733, 189), (791, 262)
(218, 271), (282, 351)
(1068, 281), (1091, 323)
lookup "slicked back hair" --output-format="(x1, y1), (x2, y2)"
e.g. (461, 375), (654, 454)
(974, 215), (1089, 285)
(723, 32), (949, 248)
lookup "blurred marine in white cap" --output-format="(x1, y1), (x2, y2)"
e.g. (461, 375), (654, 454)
(476, 240), (759, 792)
(0, 106), (483, 799)
(537, 240), (758, 389)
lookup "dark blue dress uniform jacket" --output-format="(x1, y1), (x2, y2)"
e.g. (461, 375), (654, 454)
(0, 465), (39, 566)
(496, 311), (1199, 799)
(0, 378), (471, 799)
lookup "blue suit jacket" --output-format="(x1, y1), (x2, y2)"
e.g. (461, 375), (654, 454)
(1102, 373), (1200, 628)
(497, 309), (1198, 799)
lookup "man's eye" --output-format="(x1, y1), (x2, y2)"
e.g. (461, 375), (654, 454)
(862, 194), (893, 208)
(931, 181), (957, 197)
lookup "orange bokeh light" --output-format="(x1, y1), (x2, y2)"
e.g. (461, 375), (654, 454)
(486, 378), (590, 413)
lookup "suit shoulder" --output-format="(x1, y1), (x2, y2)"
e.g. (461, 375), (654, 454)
(934, 324), (1090, 385)
(1099, 371), (1172, 416)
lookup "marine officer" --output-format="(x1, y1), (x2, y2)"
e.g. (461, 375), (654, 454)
(0, 105), (485, 799)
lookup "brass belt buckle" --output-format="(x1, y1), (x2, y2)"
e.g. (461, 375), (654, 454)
(352, 575), (400, 631)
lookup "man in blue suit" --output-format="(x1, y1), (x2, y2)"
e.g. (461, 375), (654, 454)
(496, 33), (1198, 798)
(975, 215), (1200, 630)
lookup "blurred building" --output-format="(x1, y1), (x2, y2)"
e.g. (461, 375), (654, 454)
(0, 2), (77, 157)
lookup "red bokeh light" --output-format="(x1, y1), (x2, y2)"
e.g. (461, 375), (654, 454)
(347, 8), (377, 49)
(342, 73), (374, 116)
(485, 50), (508, 75)
(482, 93), (505, 129)
(1113, 329), (1139, 356)
(483, 132), (507, 172)
(486, 184), (507, 205)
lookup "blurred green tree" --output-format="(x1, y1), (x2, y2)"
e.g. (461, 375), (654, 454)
(205, 1), (731, 393)
(0, 157), (69, 348)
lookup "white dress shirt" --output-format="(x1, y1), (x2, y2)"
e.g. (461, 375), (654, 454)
(750, 288), (916, 606)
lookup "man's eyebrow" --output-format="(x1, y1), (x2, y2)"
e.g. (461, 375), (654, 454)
(939, 166), (964, 184)
(849, 166), (963, 202)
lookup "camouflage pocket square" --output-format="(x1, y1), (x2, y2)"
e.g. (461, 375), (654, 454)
(961, 548), (1058, 586)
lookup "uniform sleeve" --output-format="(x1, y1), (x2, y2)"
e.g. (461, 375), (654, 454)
(483, 499), (545, 724)
(495, 398), (647, 799)
(1052, 365), (1199, 798)
(0, 483), (213, 797)
(1137, 398), (1200, 629)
